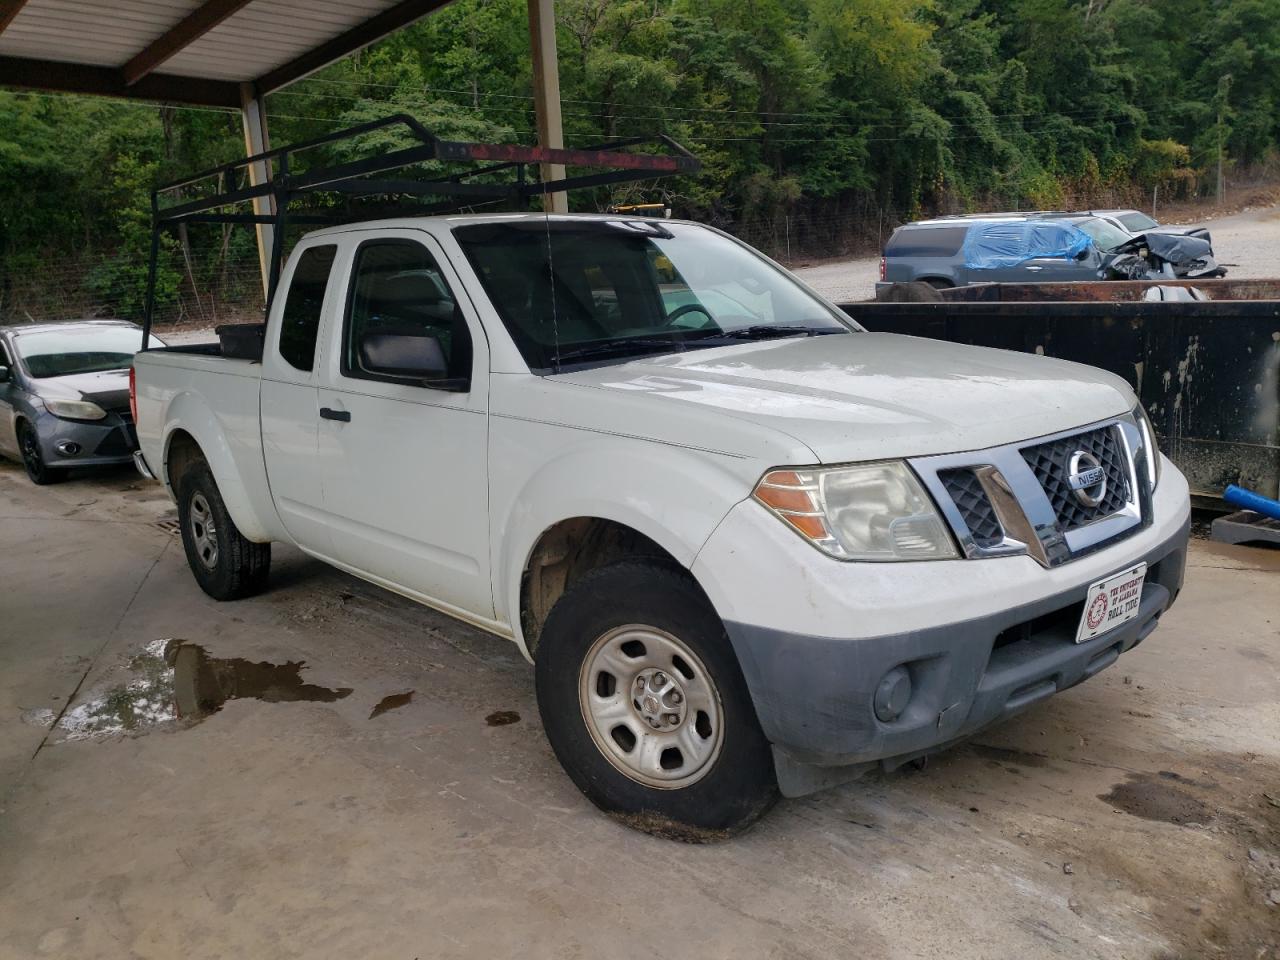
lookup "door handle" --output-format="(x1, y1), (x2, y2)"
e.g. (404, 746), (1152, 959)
(319, 407), (351, 422)
(1024, 265), (1043, 272)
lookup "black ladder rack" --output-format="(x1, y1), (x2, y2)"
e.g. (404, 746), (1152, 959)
(141, 113), (700, 346)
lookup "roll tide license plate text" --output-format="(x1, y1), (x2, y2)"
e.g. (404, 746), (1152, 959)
(1076, 562), (1147, 644)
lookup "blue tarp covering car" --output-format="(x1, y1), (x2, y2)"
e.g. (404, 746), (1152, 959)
(961, 220), (1093, 270)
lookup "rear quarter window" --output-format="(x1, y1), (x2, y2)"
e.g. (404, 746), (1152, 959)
(278, 245), (338, 371)
(1118, 212), (1158, 232)
(884, 226), (968, 258)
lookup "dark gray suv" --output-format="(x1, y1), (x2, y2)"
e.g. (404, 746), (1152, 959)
(878, 214), (1131, 292)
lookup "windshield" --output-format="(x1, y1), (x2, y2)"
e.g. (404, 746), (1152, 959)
(1117, 211), (1158, 232)
(1073, 217), (1132, 251)
(453, 220), (851, 371)
(14, 326), (161, 378)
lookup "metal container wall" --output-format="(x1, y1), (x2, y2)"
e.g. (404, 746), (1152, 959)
(844, 281), (1280, 500)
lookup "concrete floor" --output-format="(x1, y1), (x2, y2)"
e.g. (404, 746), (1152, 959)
(1, 461), (1278, 960)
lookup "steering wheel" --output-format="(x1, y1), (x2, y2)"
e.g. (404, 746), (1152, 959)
(662, 302), (716, 329)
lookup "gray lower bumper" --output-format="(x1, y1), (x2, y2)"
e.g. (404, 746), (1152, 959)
(724, 519), (1190, 797)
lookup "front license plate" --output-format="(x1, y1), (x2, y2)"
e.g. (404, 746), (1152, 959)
(1076, 562), (1147, 644)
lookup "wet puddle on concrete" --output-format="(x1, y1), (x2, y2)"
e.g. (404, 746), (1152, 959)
(369, 690), (414, 719)
(1099, 771), (1214, 826)
(485, 710), (520, 726)
(24, 640), (353, 741)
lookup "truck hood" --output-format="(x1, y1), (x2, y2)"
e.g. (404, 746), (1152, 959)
(32, 368), (131, 411)
(555, 332), (1135, 463)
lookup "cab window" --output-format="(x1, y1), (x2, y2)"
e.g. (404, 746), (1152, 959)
(278, 245), (337, 371)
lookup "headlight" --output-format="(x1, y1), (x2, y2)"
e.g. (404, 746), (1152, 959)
(44, 399), (107, 421)
(1135, 405), (1161, 491)
(753, 461), (958, 561)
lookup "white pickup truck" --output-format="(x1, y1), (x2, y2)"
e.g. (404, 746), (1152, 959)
(133, 214), (1191, 837)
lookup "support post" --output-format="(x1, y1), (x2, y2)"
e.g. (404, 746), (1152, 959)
(239, 82), (275, 300)
(527, 0), (567, 214)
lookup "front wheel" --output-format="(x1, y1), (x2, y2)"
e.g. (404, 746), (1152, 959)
(176, 462), (271, 600)
(535, 560), (778, 840)
(18, 421), (64, 485)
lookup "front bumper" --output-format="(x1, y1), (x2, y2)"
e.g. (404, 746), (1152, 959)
(34, 408), (137, 468)
(692, 462), (1191, 797)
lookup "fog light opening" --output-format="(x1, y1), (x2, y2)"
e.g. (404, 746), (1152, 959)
(56, 440), (82, 457)
(874, 666), (913, 723)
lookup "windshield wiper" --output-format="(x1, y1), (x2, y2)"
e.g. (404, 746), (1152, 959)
(692, 324), (846, 343)
(551, 337), (686, 367)
(549, 324), (845, 369)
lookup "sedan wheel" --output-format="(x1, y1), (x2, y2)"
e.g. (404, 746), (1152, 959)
(18, 422), (62, 485)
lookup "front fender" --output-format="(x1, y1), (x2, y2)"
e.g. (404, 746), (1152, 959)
(162, 390), (285, 544)
(494, 437), (753, 657)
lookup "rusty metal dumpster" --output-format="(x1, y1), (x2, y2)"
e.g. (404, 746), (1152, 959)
(842, 280), (1280, 502)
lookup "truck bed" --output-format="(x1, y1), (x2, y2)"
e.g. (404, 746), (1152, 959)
(132, 346), (270, 530)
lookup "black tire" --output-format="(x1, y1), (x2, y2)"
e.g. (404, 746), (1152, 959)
(17, 420), (65, 485)
(923, 277), (954, 290)
(176, 461), (271, 601)
(535, 560), (778, 840)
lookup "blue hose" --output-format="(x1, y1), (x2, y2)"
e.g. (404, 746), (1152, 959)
(1224, 484), (1280, 522)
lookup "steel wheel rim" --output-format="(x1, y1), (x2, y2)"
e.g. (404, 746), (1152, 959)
(578, 624), (725, 789)
(188, 492), (219, 570)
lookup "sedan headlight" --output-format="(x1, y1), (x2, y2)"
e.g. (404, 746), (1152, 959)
(44, 399), (107, 421)
(753, 461), (958, 561)
(1135, 404), (1161, 491)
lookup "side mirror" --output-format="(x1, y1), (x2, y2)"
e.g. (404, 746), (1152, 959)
(359, 332), (466, 391)
(1075, 248), (1091, 261)
(0, 365), (10, 383)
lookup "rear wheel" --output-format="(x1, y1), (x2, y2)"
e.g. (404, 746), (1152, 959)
(176, 462), (270, 600)
(535, 560), (778, 840)
(923, 277), (954, 290)
(18, 421), (64, 485)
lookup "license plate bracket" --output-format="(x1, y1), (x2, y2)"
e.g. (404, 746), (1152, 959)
(1076, 562), (1147, 644)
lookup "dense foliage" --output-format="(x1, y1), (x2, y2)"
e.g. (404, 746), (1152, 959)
(2, 0), (1278, 321)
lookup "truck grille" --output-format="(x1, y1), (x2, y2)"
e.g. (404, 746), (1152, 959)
(939, 468), (1003, 548)
(1021, 425), (1130, 531)
(913, 416), (1145, 568)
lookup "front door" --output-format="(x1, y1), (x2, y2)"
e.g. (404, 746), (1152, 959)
(316, 231), (492, 619)
(260, 242), (340, 553)
(1015, 253), (1095, 282)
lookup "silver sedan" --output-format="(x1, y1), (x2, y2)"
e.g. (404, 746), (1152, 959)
(0, 320), (162, 485)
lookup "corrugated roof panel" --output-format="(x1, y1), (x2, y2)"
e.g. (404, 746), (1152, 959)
(162, 0), (403, 81)
(0, 0), (202, 67)
(0, 0), (456, 99)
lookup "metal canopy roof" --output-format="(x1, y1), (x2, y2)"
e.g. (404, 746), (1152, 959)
(0, 0), (455, 106)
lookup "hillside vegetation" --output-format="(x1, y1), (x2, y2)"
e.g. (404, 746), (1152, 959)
(2, 0), (1278, 323)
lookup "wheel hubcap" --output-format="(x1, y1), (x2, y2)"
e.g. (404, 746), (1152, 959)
(189, 493), (219, 569)
(579, 625), (725, 789)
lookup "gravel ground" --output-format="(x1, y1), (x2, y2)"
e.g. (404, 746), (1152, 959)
(792, 201), (1280, 303)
